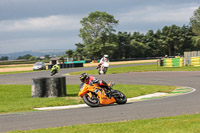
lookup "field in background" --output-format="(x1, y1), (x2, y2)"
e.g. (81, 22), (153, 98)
(0, 59), (157, 72)
(83, 59), (157, 67)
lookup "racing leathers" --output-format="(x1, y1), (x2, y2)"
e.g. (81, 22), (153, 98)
(85, 76), (112, 98)
(97, 57), (109, 69)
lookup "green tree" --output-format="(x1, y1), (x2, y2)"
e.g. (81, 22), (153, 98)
(113, 32), (132, 59)
(17, 54), (32, 60)
(130, 39), (149, 58)
(130, 32), (147, 58)
(66, 49), (74, 58)
(154, 29), (168, 56)
(160, 25), (194, 56)
(44, 55), (50, 59)
(145, 30), (160, 57)
(190, 6), (200, 35)
(0, 56), (8, 60)
(177, 25), (193, 53)
(160, 25), (182, 56)
(192, 36), (200, 49)
(29, 56), (37, 61)
(79, 11), (119, 59)
(74, 43), (86, 60)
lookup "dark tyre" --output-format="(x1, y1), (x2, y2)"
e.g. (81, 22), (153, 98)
(114, 90), (127, 104)
(83, 93), (100, 107)
(50, 70), (57, 76)
(103, 67), (108, 74)
(98, 70), (101, 75)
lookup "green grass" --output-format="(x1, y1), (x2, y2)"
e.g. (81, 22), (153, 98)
(0, 65), (33, 68)
(0, 70), (34, 75)
(0, 70), (49, 75)
(9, 114), (200, 133)
(0, 84), (176, 113)
(113, 84), (175, 98)
(83, 61), (155, 67)
(69, 64), (200, 75)
(0, 84), (82, 113)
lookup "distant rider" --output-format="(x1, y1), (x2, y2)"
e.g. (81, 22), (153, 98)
(51, 64), (60, 76)
(79, 73), (112, 98)
(97, 54), (110, 70)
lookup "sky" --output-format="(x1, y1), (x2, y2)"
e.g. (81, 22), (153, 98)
(0, 0), (199, 54)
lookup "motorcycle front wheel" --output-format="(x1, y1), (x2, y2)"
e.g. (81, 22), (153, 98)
(98, 69), (101, 75)
(114, 90), (127, 104)
(103, 67), (108, 74)
(50, 70), (57, 76)
(83, 93), (100, 107)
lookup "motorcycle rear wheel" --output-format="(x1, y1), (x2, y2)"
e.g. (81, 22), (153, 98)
(83, 93), (100, 107)
(114, 90), (127, 104)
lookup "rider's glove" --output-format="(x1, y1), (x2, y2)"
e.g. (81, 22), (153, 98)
(90, 79), (99, 86)
(90, 81), (93, 86)
(93, 79), (99, 83)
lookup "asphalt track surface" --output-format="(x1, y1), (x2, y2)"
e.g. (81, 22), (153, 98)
(1, 63), (200, 132)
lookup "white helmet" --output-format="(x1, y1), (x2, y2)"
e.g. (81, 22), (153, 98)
(104, 55), (108, 58)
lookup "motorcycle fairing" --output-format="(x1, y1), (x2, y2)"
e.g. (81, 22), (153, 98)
(78, 83), (116, 105)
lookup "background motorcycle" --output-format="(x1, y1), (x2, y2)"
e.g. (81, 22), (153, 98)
(98, 62), (109, 75)
(50, 64), (60, 76)
(78, 82), (127, 107)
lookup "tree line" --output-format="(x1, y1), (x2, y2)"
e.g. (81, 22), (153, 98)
(67, 7), (200, 60)
(0, 54), (51, 62)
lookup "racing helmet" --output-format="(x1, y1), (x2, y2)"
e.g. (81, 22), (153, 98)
(104, 55), (108, 58)
(80, 73), (89, 83)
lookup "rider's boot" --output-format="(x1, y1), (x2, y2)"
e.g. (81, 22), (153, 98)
(106, 92), (111, 99)
(105, 87), (112, 99)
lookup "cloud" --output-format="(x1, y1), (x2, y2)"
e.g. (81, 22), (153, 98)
(0, 15), (83, 32)
(0, 36), (79, 54)
(117, 3), (198, 24)
(0, 14), (84, 54)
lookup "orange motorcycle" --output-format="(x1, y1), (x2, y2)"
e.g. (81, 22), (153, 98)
(78, 82), (127, 107)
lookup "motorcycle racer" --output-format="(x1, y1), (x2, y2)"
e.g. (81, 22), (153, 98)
(50, 64), (60, 76)
(97, 54), (109, 70)
(79, 73), (112, 97)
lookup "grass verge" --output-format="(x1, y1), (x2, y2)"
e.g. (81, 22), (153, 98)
(69, 64), (200, 75)
(0, 84), (176, 113)
(0, 70), (34, 75)
(9, 114), (200, 133)
(0, 70), (49, 75)
(0, 65), (33, 68)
